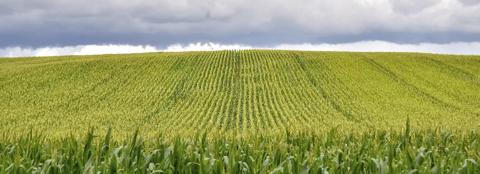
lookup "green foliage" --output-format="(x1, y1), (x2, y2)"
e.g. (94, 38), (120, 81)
(1, 51), (479, 138)
(0, 126), (479, 173)
(0, 50), (480, 173)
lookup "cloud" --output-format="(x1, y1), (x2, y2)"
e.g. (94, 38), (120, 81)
(0, 45), (158, 57)
(1, 0), (480, 47)
(274, 41), (480, 55)
(165, 42), (252, 52)
(1, 41), (480, 58)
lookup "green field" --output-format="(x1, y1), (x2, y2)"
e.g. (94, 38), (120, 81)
(1, 50), (479, 137)
(1, 50), (480, 173)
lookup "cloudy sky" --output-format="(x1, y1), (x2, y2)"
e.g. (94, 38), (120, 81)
(1, 0), (480, 56)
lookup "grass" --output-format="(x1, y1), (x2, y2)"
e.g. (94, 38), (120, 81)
(0, 50), (480, 173)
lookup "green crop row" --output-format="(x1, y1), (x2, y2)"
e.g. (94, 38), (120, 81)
(0, 121), (479, 174)
(1, 50), (480, 173)
(1, 51), (479, 139)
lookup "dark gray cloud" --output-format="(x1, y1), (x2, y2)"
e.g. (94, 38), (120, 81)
(1, 0), (480, 47)
(459, 0), (480, 6)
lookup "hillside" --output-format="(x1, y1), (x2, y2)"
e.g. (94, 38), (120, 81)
(1, 50), (479, 138)
(2, 50), (480, 173)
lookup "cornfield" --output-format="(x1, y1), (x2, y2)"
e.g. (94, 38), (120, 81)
(0, 50), (479, 173)
(1, 123), (479, 173)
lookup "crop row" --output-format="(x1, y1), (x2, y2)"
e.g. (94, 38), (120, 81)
(0, 51), (479, 139)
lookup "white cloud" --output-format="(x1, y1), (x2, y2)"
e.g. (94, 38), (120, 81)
(1, 41), (480, 58)
(274, 41), (480, 55)
(165, 42), (252, 52)
(0, 45), (158, 57)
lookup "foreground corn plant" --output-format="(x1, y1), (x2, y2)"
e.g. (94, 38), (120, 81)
(0, 121), (479, 174)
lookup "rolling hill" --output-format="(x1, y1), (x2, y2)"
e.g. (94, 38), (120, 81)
(1, 50), (479, 138)
(1, 50), (480, 173)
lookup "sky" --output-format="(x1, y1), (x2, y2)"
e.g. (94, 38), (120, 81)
(1, 0), (480, 57)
